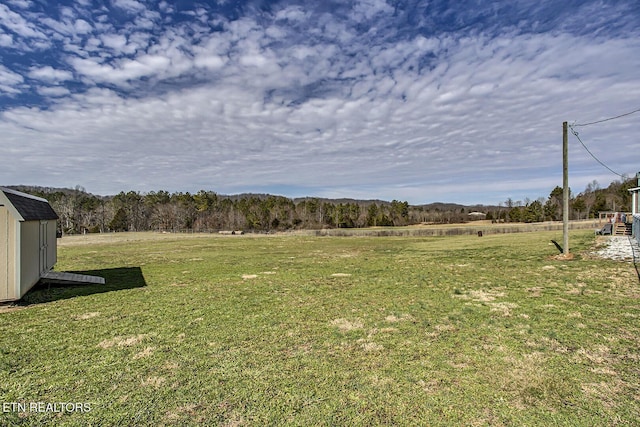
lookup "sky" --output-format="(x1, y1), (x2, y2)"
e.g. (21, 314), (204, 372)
(1, 0), (639, 205)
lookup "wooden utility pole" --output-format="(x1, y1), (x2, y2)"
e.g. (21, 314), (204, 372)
(563, 121), (569, 255)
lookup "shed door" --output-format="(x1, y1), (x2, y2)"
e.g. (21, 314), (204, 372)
(40, 220), (47, 275)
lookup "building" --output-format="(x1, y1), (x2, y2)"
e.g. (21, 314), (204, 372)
(629, 173), (640, 241)
(467, 211), (487, 220)
(0, 188), (59, 302)
(628, 172), (640, 216)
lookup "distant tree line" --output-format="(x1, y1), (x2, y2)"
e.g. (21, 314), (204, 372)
(9, 176), (636, 235)
(504, 177), (637, 223)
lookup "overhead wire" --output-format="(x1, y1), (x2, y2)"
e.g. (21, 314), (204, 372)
(568, 106), (640, 178)
(572, 107), (640, 127)
(568, 125), (625, 178)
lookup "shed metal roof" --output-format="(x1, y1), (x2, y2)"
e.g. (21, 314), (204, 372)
(0, 188), (59, 221)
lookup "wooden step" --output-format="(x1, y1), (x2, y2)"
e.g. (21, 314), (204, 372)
(614, 223), (632, 236)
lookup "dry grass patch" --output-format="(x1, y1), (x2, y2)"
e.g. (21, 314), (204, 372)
(527, 286), (543, 298)
(141, 376), (166, 388)
(330, 318), (364, 331)
(416, 378), (448, 395)
(581, 380), (625, 410)
(455, 289), (506, 302)
(488, 301), (519, 317)
(163, 403), (207, 424)
(73, 311), (100, 320)
(384, 313), (415, 323)
(501, 352), (557, 410)
(359, 340), (384, 352)
(576, 345), (613, 365)
(98, 334), (149, 349)
(426, 323), (458, 338)
(133, 346), (155, 359)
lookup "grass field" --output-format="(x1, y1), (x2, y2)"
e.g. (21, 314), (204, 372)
(1, 230), (639, 426)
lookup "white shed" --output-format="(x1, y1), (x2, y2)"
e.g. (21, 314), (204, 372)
(0, 188), (59, 302)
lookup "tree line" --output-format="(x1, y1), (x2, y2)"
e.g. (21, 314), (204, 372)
(9, 176), (636, 235)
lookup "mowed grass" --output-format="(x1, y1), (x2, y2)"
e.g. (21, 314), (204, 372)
(1, 230), (639, 426)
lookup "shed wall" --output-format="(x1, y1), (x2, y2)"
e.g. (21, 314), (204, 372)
(0, 207), (8, 301)
(0, 206), (18, 302)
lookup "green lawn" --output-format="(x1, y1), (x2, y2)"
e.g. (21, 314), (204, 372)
(1, 230), (639, 426)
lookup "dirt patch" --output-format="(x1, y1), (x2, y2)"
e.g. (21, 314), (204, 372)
(0, 304), (25, 313)
(549, 253), (575, 261)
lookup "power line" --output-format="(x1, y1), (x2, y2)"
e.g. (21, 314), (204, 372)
(572, 107), (640, 127)
(568, 125), (625, 178)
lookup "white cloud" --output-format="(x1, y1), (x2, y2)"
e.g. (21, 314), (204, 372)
(0, 65), (24, 94)
(274, 6), (308, 23)
(68, 56), (157, 85)
(194, 54), (226, 70)
(351, 0), (394, 22)
(28, 66), (73, 83)
(6, 0), (32, 9)
(0, 3), (47, 39)
(74, 19), (93, 34)
(36, 86), (71, 97)
(100, 33), (128, 51)
(112, 0), (146, 14)
(0, 32), (13, 47)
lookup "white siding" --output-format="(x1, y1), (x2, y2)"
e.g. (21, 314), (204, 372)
(0, 207), (8, 301)
(0, 206), (18, 302)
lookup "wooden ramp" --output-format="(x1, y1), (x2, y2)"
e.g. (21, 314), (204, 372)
(41, 271), (105, 285)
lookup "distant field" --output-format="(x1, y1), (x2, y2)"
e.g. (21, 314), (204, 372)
(310, 219), (601, 236)
(1, 230), (639, 426)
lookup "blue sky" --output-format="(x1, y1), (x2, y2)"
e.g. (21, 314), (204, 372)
(1, 0), (639, 205)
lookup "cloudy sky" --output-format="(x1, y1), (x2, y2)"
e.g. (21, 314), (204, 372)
(1, 0), (639, 205)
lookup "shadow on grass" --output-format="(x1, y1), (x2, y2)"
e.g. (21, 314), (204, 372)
(20, 267), (147, 305)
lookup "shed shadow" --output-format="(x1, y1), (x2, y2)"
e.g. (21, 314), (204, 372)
(19, 267), (146, 305)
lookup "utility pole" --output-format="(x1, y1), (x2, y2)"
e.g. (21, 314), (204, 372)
(563, 121), (569, 255)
